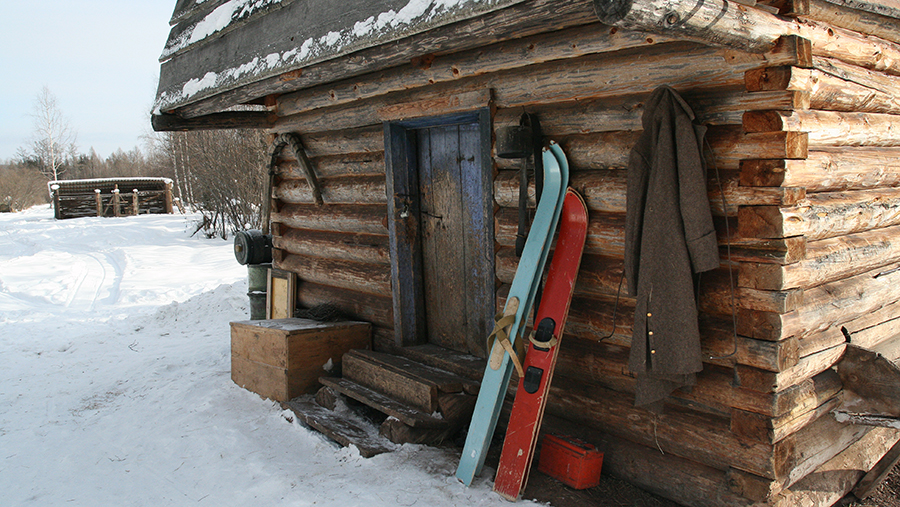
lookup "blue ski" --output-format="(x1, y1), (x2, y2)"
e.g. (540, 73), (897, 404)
(456, 142), (569, 485)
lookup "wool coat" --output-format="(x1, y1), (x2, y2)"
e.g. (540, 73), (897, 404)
(624, 86), (720, 410)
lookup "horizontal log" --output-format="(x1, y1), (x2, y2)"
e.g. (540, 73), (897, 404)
(279, 253), (391, 297)
(743, 110), (900, 148)
(730, 393), (841, 445)
(550, 367), (868, 486)
(275, 175), (387, 205)
(174, 0), (601, 119)
(738, 263), (900, 340)
(151, 111), (275, 131)
(277, 22), (671, 117)
(549, 372), (777, 478)
(274, 228), (389, 266)
(495, 207), (806, 264)
(739, 224), (900, 290)
(494, 167), (803, 216)
(843, 299), (900, 350)
(492, 89), (809, 135)
(278, 38), (807, 133)
(274, 126), (384, 157)
(271, 203), (388, 235)
(735, 343), (846, 392)
(740, 149), (900, 191)
(811, 55), (900, 97)
(792, 17), (900, 76)
(805, 0), (900, 45)
(495, 247), (797, 317)
(738, 188), (900, 240)
(278, 152), (385, 179)
(592, 0), (787, 52)
(746, 65), (900, 115)
(293, 280), (393, 330)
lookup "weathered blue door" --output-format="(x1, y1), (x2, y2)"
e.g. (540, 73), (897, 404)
(385, 111), (494, 357)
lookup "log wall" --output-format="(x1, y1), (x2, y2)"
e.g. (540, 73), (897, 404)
(265, 0), (900, 504)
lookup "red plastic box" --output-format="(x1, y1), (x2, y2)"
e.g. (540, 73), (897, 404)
(536, 434), (604, 489)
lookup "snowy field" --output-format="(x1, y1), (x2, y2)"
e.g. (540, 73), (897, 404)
(0, 205), (538, 506)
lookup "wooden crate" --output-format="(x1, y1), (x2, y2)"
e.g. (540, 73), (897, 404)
(230, 318), (372, 402)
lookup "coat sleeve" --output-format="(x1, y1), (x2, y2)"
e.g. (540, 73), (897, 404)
(675, 115), (719, 274)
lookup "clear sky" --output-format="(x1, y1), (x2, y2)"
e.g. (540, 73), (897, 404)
(0, 1), (176, 162)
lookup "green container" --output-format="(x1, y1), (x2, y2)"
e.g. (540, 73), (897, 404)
(247, 263), (271, 292)
(248, 291), (267, 320)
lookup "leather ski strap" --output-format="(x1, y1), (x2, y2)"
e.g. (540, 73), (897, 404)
(487, 297), (525, 377)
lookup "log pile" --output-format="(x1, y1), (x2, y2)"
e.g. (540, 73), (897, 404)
(260, 0), (900, 504)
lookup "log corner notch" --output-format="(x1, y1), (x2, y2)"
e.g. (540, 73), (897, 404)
(592, 0), (791, 52)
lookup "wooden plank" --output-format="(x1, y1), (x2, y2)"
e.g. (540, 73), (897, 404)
(342, 350), (440, 413)
(394, 343), (487, 383)
(743, 110), (900, 148)
(837, 344), (900, 418)
(738, 188), (900, 240)
(740, 149), (900, 191)
(739, 225), (900, 290)
(418, 124), (469, 353)
(852, 438), (900, 499)
(348, 349), (479, 394)
(746, 65), (900, 115)
(285, 396), (392, 458)
(318, 376), (447, 428)
(844, 299), (900, 349)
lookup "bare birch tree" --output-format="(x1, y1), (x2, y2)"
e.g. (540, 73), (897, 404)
(25, 86), (78, 181)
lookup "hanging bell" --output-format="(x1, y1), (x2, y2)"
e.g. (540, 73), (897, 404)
(496, 125), (533, 159)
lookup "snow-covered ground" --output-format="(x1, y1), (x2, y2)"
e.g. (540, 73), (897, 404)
(0, 205), (537, 506)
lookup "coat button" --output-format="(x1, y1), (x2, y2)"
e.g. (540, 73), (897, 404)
(648, 331), (654, 336)
(647, 313), (652, 317)
(651, 349), (656, 354)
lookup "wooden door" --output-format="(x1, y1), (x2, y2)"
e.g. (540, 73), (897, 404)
(416, 123), (492, 355)
(385, 111), (494, 358)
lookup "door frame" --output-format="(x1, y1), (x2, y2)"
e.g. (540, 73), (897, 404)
(383, 109), (494, 349)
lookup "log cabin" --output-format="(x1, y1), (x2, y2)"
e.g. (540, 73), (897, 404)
(152, 0), (900, 505)
(49, 177), (174, 219)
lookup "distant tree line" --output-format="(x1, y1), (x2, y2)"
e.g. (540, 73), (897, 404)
(3, 87), (269, 238)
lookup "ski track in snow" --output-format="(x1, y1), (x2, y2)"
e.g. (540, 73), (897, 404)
(0, 205), (544, 507)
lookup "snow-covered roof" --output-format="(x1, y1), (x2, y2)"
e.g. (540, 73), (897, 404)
(153, 0), (526, 116)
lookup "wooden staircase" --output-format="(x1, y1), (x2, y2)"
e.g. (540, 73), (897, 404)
(285, 345), (484, 457)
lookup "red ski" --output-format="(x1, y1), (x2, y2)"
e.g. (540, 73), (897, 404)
(493, 189), (588, 501)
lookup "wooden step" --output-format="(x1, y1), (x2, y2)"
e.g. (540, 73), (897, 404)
(342, 349), (479, 412)
(284, 395), (393, 458)
(394, 344), (487, 382)
(318, 376), (448, 428)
